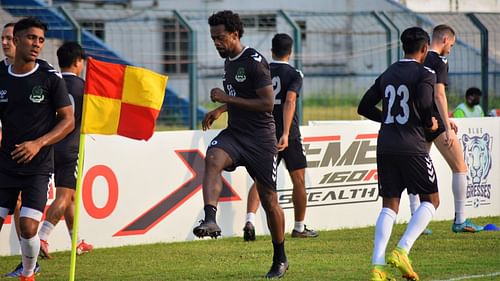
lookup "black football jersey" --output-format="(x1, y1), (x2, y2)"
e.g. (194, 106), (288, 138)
(0, 62), (71, 174)
(222, 47), (275, 138)
(358, 59), (436, 155)
(270, 61), (303, 140)
(54, 73), (84, 153)
(424, 51), (448, 86)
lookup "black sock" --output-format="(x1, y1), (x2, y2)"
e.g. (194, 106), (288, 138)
(204, 204), (217, 223)
(272, 240), (286, 263)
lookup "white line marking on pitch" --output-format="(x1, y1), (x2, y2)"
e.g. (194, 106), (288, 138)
(431, 272), (500, 281)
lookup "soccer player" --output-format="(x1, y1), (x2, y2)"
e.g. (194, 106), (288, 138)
(409, 24), (483, 233)
(192, 10), (288, 278)
(243, 33), (317, 241)
(0, 17), (74, 281)
(452, 87), (484, 118)
(358, 27), (439, 281)
(38, 41), (93, 259)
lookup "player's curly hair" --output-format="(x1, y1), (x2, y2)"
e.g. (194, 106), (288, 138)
(208, 10), (244, 38)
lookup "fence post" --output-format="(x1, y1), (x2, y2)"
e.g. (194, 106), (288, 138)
(278, 10), (303, 124)
(59, 6), (81, 44)
(372, 11), (392, 68)
(381, 12), (401, 61)
(467, 13), (489, 113)
(174, 10), (198, 130)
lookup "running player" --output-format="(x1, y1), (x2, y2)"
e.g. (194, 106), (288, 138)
(409, 24), (483, 233)
(358, 26), (439, 281)
(243, 33), (317, 241)
(0, 17), (74, 281)
(192, 10), (288, 278)
(38, 41), (93, 259)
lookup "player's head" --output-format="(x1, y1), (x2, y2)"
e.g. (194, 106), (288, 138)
(465, 87), (481, 107)
(57, 41), (85, 75)
(208, 10), (244, 58)
(431, 24), (456, 56)
(13, 17), (48, 63)
(401, 27), (430, 63)
(271, 33), (293, 60)
(2, 23), (16, 61)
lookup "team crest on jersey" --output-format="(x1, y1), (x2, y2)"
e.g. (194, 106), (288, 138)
(0, 89), (7, 102)
(461, 132), (492, 208)
(235, 67), (246, 82)
(30, 85), (45, 103)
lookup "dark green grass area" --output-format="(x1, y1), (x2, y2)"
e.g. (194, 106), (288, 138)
(1, 216), (498, 280)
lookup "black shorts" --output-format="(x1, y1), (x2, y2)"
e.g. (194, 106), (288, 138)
(279, 138), (307, 172)
(208, 129), (278, 190)
(377, 154), (438, 198)
(0, 171), (50, 214)
(54, 150), (78, 189)
(425, 107), (446, 142)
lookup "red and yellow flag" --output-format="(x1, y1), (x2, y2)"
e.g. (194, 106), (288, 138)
(82, 58), (168, 140)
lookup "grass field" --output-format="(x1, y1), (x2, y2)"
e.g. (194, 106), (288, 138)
(1, 216), (498, 280)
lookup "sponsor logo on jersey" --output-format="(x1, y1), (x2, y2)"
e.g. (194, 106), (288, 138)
(251, 52), (262, 62)
(278, 134), (379, 208)
(461, 129), (493, 208)
(235, 67), (246, 82)
(0, 89), (7, 102)
(29, 85), (45, 103)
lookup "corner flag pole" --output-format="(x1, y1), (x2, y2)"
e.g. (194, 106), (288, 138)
(69, 133), (86, 281)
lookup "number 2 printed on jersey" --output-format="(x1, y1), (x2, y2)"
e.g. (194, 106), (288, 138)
(384, 84), (409, 125)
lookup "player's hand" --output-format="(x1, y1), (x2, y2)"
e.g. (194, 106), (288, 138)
(277, 135), (289, 151)
(11, 140), (42, 164)
(449, 120), (458, 134)
(210, 88), (229, 103)
(444, 129), (455, 148)
(430, 117), (438, 132)
(202, 109), (222, 131)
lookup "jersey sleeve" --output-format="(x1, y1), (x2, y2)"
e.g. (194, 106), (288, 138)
(415, 69), (437, 128)
(287, 69), (303, 96)
(250, 56), (272, 90)
(434, 59), (449, 86)
(357, 76), (383, 122)
(49, 74), (72, 110)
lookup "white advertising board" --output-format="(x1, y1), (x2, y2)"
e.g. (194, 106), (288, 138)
(1, 118), (498, 255)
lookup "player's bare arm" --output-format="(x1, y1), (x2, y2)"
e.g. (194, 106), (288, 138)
(210, 85), (274, 112)
(202, 104), (227, 131)
(11, 105), (74, 164)
(278, 91), (297, 151)
(434, 82), (455, 146)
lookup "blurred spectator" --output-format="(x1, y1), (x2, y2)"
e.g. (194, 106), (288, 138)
(452, 87), (484, 118)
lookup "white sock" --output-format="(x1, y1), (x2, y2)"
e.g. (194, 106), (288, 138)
(372, 208), (397, 265)
(452, 172), (467, 224)
(408, 194), (420, 215)
(20, 236), (40, 277)
(294, 221), (305, 232)
(397, 201), (435, 253)
(68, 230), (82, 243)
(38, 221), (55, 241)
(245, 212), (256, 225)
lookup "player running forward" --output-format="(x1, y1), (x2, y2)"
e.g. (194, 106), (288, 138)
(243, 33), (317, 241)
(0, 17), (74, 281)
(38, 42), (93, 260)
(358, 27), (439, 281)
(192, 10), (288, 279)
(407, 24), (482, 234)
